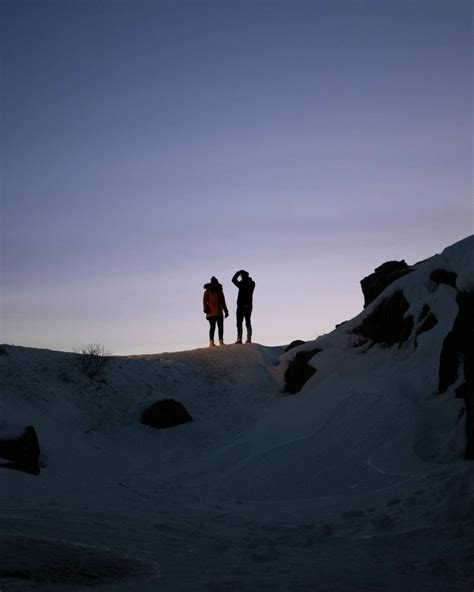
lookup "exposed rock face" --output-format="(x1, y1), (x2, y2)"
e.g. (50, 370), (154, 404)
(284, 348), (322, 394)
(284, 340), (306, 353)
(0, 426), (40, 475)
(352, 290), (414, 347)
(465, 386), (474, 460)
(429, 269), (458, 289)
(360, 261), (412, 308)
(438, 292), (474, 394)
(438, 291), (474, 459)
(141, 399), (193, 429)
(438, 333), (459, 395)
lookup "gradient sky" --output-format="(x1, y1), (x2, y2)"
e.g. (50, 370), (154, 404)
(1, 0), (472, 354)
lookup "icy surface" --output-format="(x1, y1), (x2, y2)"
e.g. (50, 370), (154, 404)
(1, 236), (473, 591)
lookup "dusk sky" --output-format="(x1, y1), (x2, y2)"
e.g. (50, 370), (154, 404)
(1, 0), (472, 354)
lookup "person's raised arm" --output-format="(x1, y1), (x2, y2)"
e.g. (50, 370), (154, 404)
(232, 270), (242, 287)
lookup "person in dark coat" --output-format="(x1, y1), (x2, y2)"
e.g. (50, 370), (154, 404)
(231, 269), (255, 344)
(203, 276), (229, 347)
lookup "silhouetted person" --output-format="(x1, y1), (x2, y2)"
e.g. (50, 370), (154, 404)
(232, 269), (255, 344)
(203, 276), (229, 347)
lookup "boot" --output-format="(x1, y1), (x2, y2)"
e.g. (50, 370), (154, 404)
(209, 340), (216, 347)
(219, 339), (225, 346)
(245, 335), (252, 344)
(235, 337), (242, 344)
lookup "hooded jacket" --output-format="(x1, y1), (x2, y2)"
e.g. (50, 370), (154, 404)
(203, 281), (228, 318)
(231, 272), (255, 306)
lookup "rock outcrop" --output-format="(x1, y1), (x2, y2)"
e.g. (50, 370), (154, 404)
(352, 290), (414, 347)
(284, 340), (306, 353)
(360, 260), (412, 308)
(438, 291), (474, 459)
(284, 348), (322, 394)
(429, 269), (458, 289)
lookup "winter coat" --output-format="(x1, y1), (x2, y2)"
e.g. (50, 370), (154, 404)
(203, 283), (229, 318)
(231, 274), (255, 306)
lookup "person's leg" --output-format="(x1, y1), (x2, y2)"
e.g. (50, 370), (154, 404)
(244, 306), (253, 342)
(217, 316), (224, 343)
(208, 317), (217, 344)
(236, 306), (244, 343)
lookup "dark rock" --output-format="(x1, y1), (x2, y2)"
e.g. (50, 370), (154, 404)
(465, 388), (474, 460)
(429, 269), (458, 289)
(284, 340), (306, 353)
(439, 291), (474, 394)
(464, 335), (474, 460)
(284, 348), (322, 394)
(352, 290), (414, 347)
(0, 426), (40, 475)
(141, 399), (192, 429)
(437, 291), (474, 460)
(438, 332), (460, 394)
(360, 260), (412, 308)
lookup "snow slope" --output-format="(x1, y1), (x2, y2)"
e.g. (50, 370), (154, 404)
(1, 236), (473, 591)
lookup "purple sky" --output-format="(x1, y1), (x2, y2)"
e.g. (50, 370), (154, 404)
(2, 0), (472, 354)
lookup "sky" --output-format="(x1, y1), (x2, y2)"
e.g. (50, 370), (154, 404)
(1, 0), (472, 355)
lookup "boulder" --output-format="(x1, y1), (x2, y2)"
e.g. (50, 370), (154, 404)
(437, 291), (474, 460)
(439, 291), (474, 395)
(284, 348), (322, 394)
(438, 332), (460, 395)
(438, 292), (474, 460)
(465, 384), (474, 460)
(463, 337), (474, 460)
(284, 340), (306, 353)
(429, 269), (458, 289)
(360, 260), (412, 308)
(141, 399), (193, 429)
(352, 290), (414, 347)
(0, 426), (40, 475)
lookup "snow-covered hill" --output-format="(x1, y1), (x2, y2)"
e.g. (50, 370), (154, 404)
(1, 236), (473, 591)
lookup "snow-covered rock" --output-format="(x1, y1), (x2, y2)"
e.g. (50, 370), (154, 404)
(141, 399), (193, 429)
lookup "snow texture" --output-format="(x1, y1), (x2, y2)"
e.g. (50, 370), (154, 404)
(0, 235), (473, 591)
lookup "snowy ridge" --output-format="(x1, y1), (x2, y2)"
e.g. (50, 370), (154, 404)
(1, 235), (473, 591)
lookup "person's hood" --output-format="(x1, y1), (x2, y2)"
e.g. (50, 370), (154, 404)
(204, 282), (223, 292)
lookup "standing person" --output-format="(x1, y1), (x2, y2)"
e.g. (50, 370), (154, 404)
(203, 276), (229, 347)
(231, 269), (255, 344)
